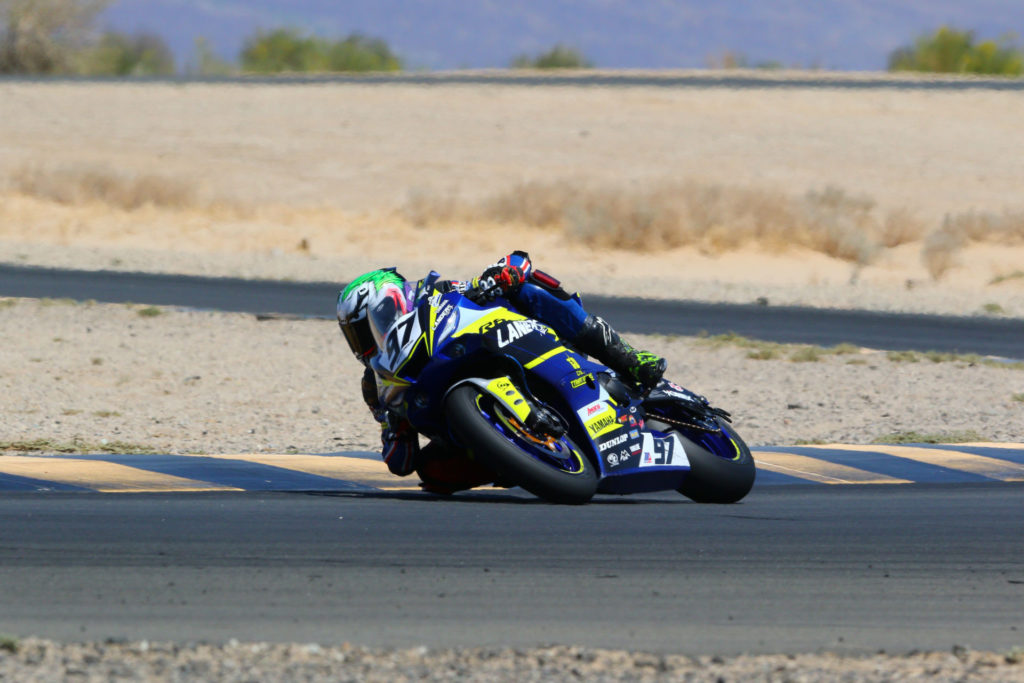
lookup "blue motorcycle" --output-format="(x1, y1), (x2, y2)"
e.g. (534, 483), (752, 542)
(373, 278), (756, 505)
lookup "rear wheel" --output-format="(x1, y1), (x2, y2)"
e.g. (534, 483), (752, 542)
(665, 419), (755, 503)
(445, 384), (597, 504)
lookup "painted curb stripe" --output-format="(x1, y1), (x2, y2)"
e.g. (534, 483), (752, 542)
(906, 443), (1024, 465)
(3, 444), (1024, 493)
(0, 455), (237, 492)
(815, 444), (1024, 482)
(54, 454), (377, 492)
(0, 471), (93, 492)
(754, 446), (999, 484)
(752, 451), (911, 485)
(197, 453), (421, 491)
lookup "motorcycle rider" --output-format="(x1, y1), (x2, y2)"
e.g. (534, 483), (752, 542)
(336, 251), (666, 491)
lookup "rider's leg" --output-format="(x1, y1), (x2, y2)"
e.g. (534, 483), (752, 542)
(416, 440), (495, 494)
(511, 278), (667, 390)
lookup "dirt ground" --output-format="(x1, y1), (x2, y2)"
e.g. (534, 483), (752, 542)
(2, 78), (1024, 317)
(2, 298), (1021, 455)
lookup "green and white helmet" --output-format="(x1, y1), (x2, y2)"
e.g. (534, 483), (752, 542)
(336, 268), (408, 364)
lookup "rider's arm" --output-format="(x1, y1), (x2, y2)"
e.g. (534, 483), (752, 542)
(366, 360), (420, 476)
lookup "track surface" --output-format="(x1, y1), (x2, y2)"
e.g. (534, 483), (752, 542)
(1, 485), (1022, 654)
(3, 264), (1023, 358)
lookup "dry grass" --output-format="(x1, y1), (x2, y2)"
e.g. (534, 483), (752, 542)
(7, 164), (1022, 279)
(403, 180), (933, 266)
(695, 332), (861, 362)
(9, 163), (198, 210)
(922, 210), (1024, 280)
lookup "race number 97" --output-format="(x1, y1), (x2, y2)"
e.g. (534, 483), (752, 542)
(652, 437), (673, 465)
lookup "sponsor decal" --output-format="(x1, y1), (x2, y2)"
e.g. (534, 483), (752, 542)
(586, 413), (617, 436)
(629, 429), (639, 439)
(433, 301), (453, 328)
(576, 400), (603, 420)
(661, 389), (693, 401)
(598, 433), (629, 452)
(570, 373), (594, 389)
(637, 433), (689, 468)
(606, 452), (619, 466)
(494, 319), (550, 348)
(567, 356), (581, 370)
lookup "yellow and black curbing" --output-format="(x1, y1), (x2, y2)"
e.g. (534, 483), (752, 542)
(1, 444), (1023, 493)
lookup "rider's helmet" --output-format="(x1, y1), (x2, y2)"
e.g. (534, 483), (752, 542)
(337, 268), (409, 364)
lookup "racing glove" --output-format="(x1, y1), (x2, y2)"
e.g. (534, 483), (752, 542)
(361, 367), (387, 423)
(381, 412), (420, 476)
(470, 251), (532, 301)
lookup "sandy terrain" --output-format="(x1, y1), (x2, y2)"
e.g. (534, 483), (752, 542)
(3, 299), (1021, 456)
(2, 638), (1022, 682)
(2, 78), (1024, 317)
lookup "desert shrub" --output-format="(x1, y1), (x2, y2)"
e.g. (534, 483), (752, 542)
(0, 0), (110, 74)
(82, 30), (174, 75)
(403, 179), (915, 264)
(325, 34), (401, 71)
(888, 26), (1024, 76)
(188, 36), (234, 76)
(879, 208), (927, 248)
(240, 28), (401, 73)
(921, 209), (1024, 280)
(921, 217), (967, 280)
(10, 164), (197, 210)
(511, 44), (592, 69)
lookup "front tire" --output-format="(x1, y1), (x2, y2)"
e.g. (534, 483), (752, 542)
(445, 385), (597, 504)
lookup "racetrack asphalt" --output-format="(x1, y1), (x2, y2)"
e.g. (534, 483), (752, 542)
(4, 264), (1024, 655)
(3, 264), (1023, 359)
(1, 484), (1022, 654)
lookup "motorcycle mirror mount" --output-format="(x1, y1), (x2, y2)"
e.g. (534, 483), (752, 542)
(421, 270), (441, 296)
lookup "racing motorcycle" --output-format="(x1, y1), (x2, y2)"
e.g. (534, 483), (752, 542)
(373, 273), (756, 505)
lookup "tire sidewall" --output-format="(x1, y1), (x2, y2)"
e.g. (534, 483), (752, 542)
(445, 384), (598, 504)
(674, 419), (756, 504)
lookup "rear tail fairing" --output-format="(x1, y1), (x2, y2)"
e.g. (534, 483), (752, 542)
(640, 378), (750, 484)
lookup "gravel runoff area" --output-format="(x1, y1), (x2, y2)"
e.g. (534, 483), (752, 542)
(1, 639), (1023, 682)
(2, 298), (1023, 455)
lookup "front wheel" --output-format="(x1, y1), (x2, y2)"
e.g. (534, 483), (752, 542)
(445, 384), (597, 504)
(671, 419), (756, 503)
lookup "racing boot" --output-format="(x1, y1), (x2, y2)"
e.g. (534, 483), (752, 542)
(572, 315), (667, 391)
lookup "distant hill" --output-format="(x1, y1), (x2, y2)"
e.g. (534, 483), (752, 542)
(101, 0), (1024, 71)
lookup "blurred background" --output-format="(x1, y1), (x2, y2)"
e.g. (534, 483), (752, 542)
(1, 0), (1023, 316)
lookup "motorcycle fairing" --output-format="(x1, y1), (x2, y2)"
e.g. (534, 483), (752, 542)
(375, 290), (694, 493)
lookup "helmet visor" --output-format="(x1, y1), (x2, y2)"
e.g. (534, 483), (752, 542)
(339, 317), (376, 361)
(367, 288), (408, 351)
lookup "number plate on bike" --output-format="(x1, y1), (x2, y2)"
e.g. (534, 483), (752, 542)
(637, 433), (689, 468)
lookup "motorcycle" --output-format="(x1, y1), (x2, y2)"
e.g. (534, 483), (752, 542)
(372, 273), (756, 504)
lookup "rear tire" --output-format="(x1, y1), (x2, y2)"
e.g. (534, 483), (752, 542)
(673, 419), (755, 503)
(445, 385), (597, 504)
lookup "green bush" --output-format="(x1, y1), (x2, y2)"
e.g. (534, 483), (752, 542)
(888, 26), (1023, 76)
(512, 44), (593, 69)
(240, 28), (401, 73)
(0, 0), (110, 74)
(83, 30), (175, 76)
